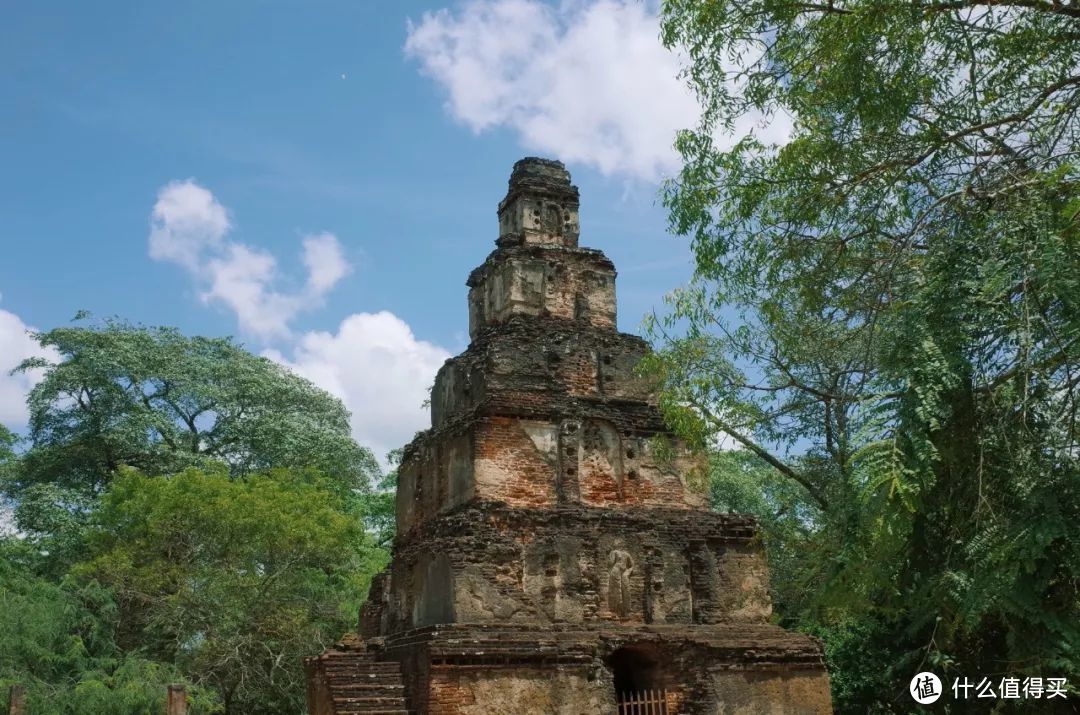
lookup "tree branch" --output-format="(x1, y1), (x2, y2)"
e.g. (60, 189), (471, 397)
(693, 399), (830, 509)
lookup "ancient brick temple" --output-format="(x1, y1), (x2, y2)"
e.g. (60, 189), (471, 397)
(305, 158), (833, 714)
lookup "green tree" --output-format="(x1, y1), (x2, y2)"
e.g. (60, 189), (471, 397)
(72, 467), (387, 715)
(0, 538), (219, 714)
(653, 0), (1080, 708)
(703, 451), (910, 707)
(705, 450), (821, 614)
(358, 448), (401, 549)
(0, 424), (14, 466)
(0, 425), (15, 532)
(5, 318), (378, 535)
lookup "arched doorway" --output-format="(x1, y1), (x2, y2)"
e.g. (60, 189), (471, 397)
(609, 646), (670, 714)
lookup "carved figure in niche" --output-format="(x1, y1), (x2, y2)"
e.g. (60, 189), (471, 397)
(540, 202), (564, 237)
(608, 549), (634, 618)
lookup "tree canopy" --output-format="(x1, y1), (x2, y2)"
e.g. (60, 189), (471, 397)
(1, 320), (391, 713)
(72, 467), (385, 715)
(654, 0), (1080, 708)
(6, 319), (379, 534)
(0, 539), (219, 715)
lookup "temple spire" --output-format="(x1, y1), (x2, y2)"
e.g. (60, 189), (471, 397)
(497, 157), (580, 248)
(467, 158), (615, 339)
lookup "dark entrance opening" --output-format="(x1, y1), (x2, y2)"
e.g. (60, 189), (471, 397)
(609, 646), (670, 714)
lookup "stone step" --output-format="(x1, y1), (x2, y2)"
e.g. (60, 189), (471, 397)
(327, 676), (404, 686)
(330, 681), (406, 689)
(325, 664), (402, 674)
(315, 646), (413, 714)
(333, 696), (408, 704)
(332, 691), (406, 699)
(323, 658), (400, 667)
(331, 697), (409, 712)
(326, 677), (403, 687)
(326, 673), (403, 679)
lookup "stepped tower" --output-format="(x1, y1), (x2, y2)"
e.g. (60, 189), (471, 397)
(305, 158), (832, 715)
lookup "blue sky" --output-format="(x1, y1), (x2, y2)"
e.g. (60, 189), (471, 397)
(0, 1), (735, 461)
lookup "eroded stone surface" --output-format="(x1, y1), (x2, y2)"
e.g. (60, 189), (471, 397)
(306, 158), (832, 715)
(367, 504), (774, 633)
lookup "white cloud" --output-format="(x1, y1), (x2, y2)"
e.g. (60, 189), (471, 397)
(148, 180), (351, 339)
(302, 232), (351, 294)
(0, 305), (59, 430)
(1, 304), (58, 535)
(149, 179), (230, 270)
(264, 312), (452, 463)
(405, 0), (791, 182)
(200, 244), (302, 339)
(146, 181), (450, 461)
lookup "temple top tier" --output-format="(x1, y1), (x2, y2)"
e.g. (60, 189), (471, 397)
(468, 159), (616, 339)
(497, 157), (581, 248)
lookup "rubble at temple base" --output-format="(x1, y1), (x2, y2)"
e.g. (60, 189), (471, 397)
(305, 158), (833, 714)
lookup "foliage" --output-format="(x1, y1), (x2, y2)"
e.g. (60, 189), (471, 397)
(70, 467), (387, 715)
(801, 617), (911, 713)
(655, 0), (1080, 709)
(1, 319), (393, 711)
(357, 448), (402, 549)
(0, 425), (14, 466)
(5, 318), (378, 536)
(706, 450), (823, 615)
(0, 538), (219, 714)
(0, 425), (15, 533)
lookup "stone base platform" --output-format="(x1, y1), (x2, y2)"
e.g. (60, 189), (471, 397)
(309, 624), (832, 714)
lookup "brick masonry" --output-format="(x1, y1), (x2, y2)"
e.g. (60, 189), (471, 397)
(306, 158), (833, 714)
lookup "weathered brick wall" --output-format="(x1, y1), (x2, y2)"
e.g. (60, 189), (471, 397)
(359, 570), (389, 638)
(375, 623), (829, 715)
(473, 417), (559, 508)
(708, 668), (833, 714)
(374, 504), (772, 633)
(303, 659), (333, 715)
(467, 247), (617, 337)
(430, 316), (658, 427)
(427, 667), (613, 715)
(397, 410), (706, 535)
